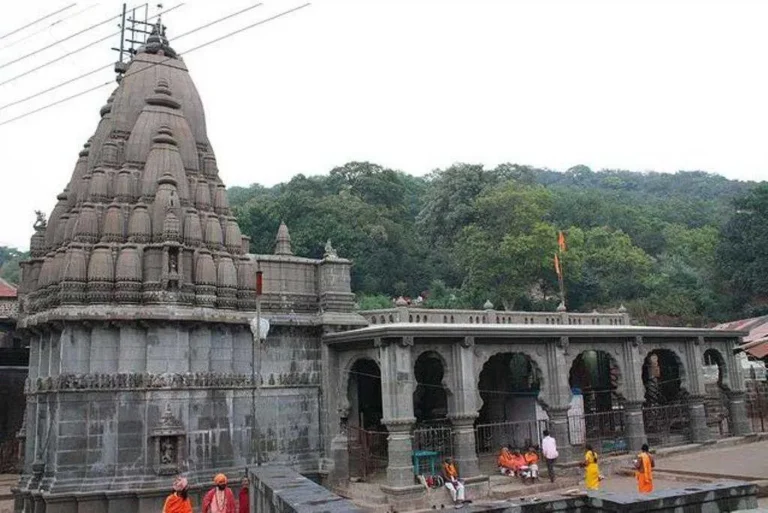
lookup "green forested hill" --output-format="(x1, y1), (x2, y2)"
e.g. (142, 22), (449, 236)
(1, 162), (760, 326)
(228, 162), (762, 326)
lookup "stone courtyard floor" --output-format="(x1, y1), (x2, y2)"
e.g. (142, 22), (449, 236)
(2, 439), (767, 512)
(344, 437), (768, 511)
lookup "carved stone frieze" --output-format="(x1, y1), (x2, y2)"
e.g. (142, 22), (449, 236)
(28, 371), (322, 394)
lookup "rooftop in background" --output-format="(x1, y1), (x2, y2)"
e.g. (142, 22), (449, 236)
(0, 278), (17, 298)
(715, 315), (768, 359)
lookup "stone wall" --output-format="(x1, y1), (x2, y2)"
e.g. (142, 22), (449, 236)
(248, 465), (364, 513)
(21, 320), (324, 497)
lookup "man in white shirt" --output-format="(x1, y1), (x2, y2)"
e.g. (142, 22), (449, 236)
(541, 430), (559, 483)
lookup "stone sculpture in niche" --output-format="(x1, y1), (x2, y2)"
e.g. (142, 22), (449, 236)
(149, 403), (186, 476)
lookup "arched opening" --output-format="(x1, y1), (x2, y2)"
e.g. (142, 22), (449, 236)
(642, 349), (690, 446)
(703, 349), (731, 437)
(568, 350), (625, 451)
(411, 352), (453, 460)
(642, 349), (683, 405)
(413, 352), (448, 424)
(347, 358), (386, 479)
(475, 353), (543, 454)
(348, 359), (383, 430)
(569, 350), (621, 413)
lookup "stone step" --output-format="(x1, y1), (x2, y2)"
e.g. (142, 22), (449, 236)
(490, 478), (581, 500)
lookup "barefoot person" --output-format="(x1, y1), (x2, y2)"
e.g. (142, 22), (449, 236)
(635, 444), (654, 493)
(582, 444), (600, 491)
(162, 476), (192, 513)
(238, 476), (250, 513)
(523, 446), (540, 481)
(442, 457), (466, 508)
(497, 446), (516, 476)
(202, 474), (236, 513)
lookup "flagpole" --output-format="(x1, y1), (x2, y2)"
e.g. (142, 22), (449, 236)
(556, 231), (566, 309)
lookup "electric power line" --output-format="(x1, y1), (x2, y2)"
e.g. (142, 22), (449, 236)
(0, 2), (265, 112)
(0, 2), (311, 127)
(0, 3), (149, 71)
(0, 3), (185, 88)
(0, 4), (99, 53)
(0, 4), (77, 42)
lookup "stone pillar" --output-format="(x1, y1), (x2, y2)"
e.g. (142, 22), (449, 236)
(447, 336), (482, 478)
(383, 419), (415, 486)
(686, 395), (710, 443)
(621, 337), (648, 449)
(378, 336), (416, 488)
(546, 406), (572, 462)
(450, 414), (480, 478)
(727, 390), (752, 436)
(329, 428), (349, 486)
(544, 338), (573, 461)
(623, 400), (647, 450)
(682, 338), (711, 443)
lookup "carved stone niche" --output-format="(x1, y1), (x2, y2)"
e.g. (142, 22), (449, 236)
(150, 403), (186, 476)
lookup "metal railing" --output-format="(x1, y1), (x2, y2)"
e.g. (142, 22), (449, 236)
(642, 403), (692, 447)
(568, 410), (627, 454)
(474, 419), (548, 455)
(746, 382), (768, 433)
(347, 425), (388, 480)
(412, 423), (454, 460)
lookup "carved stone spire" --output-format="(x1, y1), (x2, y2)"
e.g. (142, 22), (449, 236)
(274, 221), (293, 256)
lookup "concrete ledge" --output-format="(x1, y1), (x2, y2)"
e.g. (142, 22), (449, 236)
(249, 465), (364, 513)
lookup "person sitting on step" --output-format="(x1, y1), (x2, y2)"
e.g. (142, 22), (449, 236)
(522, 446), (540, 482)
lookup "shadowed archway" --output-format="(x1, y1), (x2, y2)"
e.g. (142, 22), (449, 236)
(475, 352), (543, 452)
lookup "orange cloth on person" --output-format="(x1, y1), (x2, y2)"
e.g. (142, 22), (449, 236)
(510, 454), (527, 471)
(635, 452), (653, 493)
(498, 450), (516, 470)
(162, 493), (193, 513)
(524, 452), (539, 465)
(443, 462), (458, 480)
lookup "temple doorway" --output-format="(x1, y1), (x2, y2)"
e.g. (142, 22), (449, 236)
(413, 351), (448, 424)
(475, 352), (542, 454)
(347, 358), (386, 478)
(642, 349), (683, 405)
(703, 349), (731, 437)
(642, 349), (690, 446)
(569, 350), (621, 413)
(412, 351), (453, 459)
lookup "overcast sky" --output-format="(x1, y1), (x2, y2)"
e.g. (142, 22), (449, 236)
(1, 0), (767, 249)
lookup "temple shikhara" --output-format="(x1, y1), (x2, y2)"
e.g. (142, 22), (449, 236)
(7, 18), (759, 513)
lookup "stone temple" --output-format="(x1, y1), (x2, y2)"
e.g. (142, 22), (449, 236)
(11, 21), (756, 513)
(13, 25), (362, 512)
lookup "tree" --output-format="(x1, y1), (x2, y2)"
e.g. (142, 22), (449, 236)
(0, 246), (27, 285)
(455, 181), (557, 309)
(717, 184), (768, 313)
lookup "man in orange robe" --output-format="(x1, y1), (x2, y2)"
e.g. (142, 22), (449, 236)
(497, 447), (516, 475)
(162, 476), (193, 513)
(523, 446), (540, 480)
(635, 444), (654, 493)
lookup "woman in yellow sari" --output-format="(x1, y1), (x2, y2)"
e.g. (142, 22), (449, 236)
(582, 444), (600, 490)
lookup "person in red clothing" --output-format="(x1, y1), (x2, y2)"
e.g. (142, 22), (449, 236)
(238, 477), (249, 513)
(202, 473), (236, 513)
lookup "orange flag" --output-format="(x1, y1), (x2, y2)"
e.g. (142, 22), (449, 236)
(554, 253), (562, 278)
(558, 231), (567, 252)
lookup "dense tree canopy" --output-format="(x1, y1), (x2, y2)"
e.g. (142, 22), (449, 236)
(0, 246), (26, 286)
(2, 162), (760, 326)
(226, 161), (761, 326)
